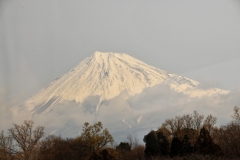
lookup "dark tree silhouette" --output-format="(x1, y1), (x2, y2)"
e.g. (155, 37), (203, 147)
(194, 127), (222, 156)
(116, 142), (131, 151)
(157, 131), (169, 156)
(143, 130), (159, 157)
(232, 106), (240, 124)
(212, 122), (240, 157)
(170, 137), (182, 157)
(181, 134), (193, 156)
(144, 130), (170, 158)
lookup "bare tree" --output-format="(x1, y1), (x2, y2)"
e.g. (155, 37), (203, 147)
(212, 122), (240, 157)
(162, 111), (205, 137)
(232, 106), (240, 123)
(0, 131), (15, 160)
(174, 116), (184, 133)
(126, 134), (140, 149)
(126, 134), (133, 149)
(162, 118), (175, 136)
(162, 116), (184, 138)
(160, 111), (210, 144)
(192, 111), (204, 130)
(182, 114), (193, 129)
(203, 114), (217, 133)
(8, 120), (44, 160)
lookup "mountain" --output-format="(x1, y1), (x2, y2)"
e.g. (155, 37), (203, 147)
(20, 51), (227, 115)
(19, 51), (229, 141)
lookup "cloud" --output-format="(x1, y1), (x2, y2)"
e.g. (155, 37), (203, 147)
(1, 85), (240, 142)
(0, 89), (32, 131)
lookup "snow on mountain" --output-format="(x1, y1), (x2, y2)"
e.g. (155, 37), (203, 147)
(19, 51), (228, 115)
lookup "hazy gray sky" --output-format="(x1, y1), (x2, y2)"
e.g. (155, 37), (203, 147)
(1, 0), (240, 105)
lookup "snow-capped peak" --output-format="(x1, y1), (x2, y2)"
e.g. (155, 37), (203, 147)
(20, 51), (228, 114)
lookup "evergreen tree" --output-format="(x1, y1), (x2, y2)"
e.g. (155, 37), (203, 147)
(143, 130), (159, 157)
(170, 137), (182, 157)
(116, 142), (131, 151)
(157, 131), (169, 156)
(181, 134), (193, 156)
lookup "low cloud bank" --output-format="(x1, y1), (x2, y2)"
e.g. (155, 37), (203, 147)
(1, 84), (240, 141)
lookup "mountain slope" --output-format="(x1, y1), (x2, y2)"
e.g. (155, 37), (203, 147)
(20, 51), (228, 114)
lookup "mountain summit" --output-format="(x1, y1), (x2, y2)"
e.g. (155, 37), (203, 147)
(20, 51), (227, 114)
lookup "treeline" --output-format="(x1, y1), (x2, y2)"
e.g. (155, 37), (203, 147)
(0, 106), (240, 160)
(143, 107), (240, 159)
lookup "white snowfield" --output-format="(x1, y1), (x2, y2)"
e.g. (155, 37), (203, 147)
(20, 51), (228, 114)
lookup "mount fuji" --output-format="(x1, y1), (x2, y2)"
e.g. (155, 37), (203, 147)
(19, 52), (229, 140)
(20, 52), (227, 114)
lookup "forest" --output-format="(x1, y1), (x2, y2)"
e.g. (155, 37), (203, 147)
(0, 106), (240, 160)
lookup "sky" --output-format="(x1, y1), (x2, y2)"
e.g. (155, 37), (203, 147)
(1, 0), (240, 107)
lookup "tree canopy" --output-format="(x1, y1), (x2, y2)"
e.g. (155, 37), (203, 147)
(80, 121), (114, 152)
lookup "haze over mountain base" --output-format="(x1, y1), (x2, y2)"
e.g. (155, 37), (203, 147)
(8, 83), (239, 143)
(6, 52), (237, 142)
